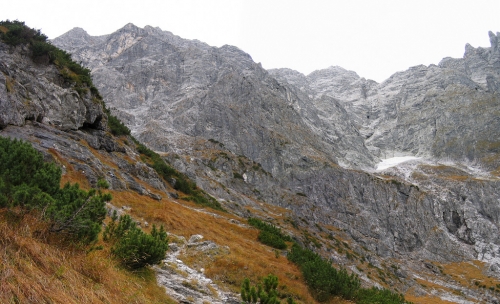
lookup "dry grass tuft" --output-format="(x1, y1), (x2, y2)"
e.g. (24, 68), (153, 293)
(5, 76), (15, 93)
(405, 291), (456, 304)
(442, 260), (500, 290)
(48, 148), (91, 189)
(0, 208), (175, 304)
(405, 260), (500, 303)
(418, 164), (473, 182)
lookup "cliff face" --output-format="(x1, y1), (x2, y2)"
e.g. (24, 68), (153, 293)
(53, 24), (375, 171)
(53, 26), (500, 302)
(0, 43), (106, 131)
(272, 32), (500, 169)
(0, 37), (168, 199)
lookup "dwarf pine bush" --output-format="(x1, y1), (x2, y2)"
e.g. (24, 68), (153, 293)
(287, 243), (412, 303)
(0, 137), (110, 243)
(248, 217), (291, 249)
(104, 213), (169, 269)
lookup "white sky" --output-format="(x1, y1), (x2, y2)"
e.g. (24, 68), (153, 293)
(1, 0), (499, 82)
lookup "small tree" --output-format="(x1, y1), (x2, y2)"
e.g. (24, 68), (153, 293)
(241, 278), (258, 303)
(0, 137), (110, 244)
(48, 182), (110, 244)
(241, 274), (281, 304)
(0, 137), (61, 208)
(104, 214), (169, 269)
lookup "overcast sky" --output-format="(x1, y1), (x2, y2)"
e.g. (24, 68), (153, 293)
(1, 0), (499, 82)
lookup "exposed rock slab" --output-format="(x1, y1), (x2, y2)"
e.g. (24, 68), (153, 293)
(0, 42), (106, 131)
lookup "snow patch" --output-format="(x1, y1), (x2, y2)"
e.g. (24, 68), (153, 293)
(376, 156), (421, 171)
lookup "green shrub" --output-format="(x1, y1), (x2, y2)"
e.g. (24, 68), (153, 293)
(258, 231), (287, 250)
(0, 20), (47, 46)
(0, 20), (96, 98)
(0, 137), (110, 244)
(0, 138), (61, 206)
(287, 243), (412, 303)
(233, 172), (244, 179)
(48, 182), (110, 243)
(104, 213), (168, 269)
(241, 274), (281, 304)
(133, 139), (224, 211)
(287, 244), (359, 301)
(107, 114), (131, 136)
(248, 218), (292, 241)
(248, 218), (292, 249)
(356, 287), (408, 304)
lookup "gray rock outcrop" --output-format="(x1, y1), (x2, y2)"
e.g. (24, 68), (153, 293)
(0, 37), (167, 195)
(0, 42), (106, 131)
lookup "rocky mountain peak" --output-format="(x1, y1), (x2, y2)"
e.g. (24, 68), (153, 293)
(143, 25), (163, 35)
(489, 30), (499, 49)
(52, 27), (90, 47)
(120, 22), (140, 32)
(52, 27), (108, 56)
(308, 65), (361, 80)
(65, 26), (89, 37)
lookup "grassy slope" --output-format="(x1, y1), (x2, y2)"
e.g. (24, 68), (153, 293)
(0, 209), (176, 304)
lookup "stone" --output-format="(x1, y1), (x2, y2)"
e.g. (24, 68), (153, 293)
(169, 192), (179, 199)
(188, 234), (204, 244)
(148, 192), (162, 201)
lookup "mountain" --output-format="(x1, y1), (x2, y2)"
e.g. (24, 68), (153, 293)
(53, 24), (375, 170)
(0, 22), (322, 304)
(271, 34), (500, 169)
(49, 25), (500, 303)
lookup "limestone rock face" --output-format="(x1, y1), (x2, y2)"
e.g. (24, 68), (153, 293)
(53, 24), (376, 172)
(272, 32), (500, 169)
(0, 42), (106, 131)
(270, 66), (379, 141)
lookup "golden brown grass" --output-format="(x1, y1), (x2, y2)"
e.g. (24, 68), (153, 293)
(5, 76), (15, 93)
(109, 189), (352, 303)
(83, 142), (121, 171)
(418, 164), (472, 182)
(406, 277), (464, 304)
(404, 260), (500, 303)
(405, 291), (456, 304)
(48, 148), (91, 189)
(442, 260), (500, 290)
(0, 208), (176, 304)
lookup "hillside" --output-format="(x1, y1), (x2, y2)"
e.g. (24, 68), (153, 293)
(0, 21), (356, 304)
(1, 20), (500, 303)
